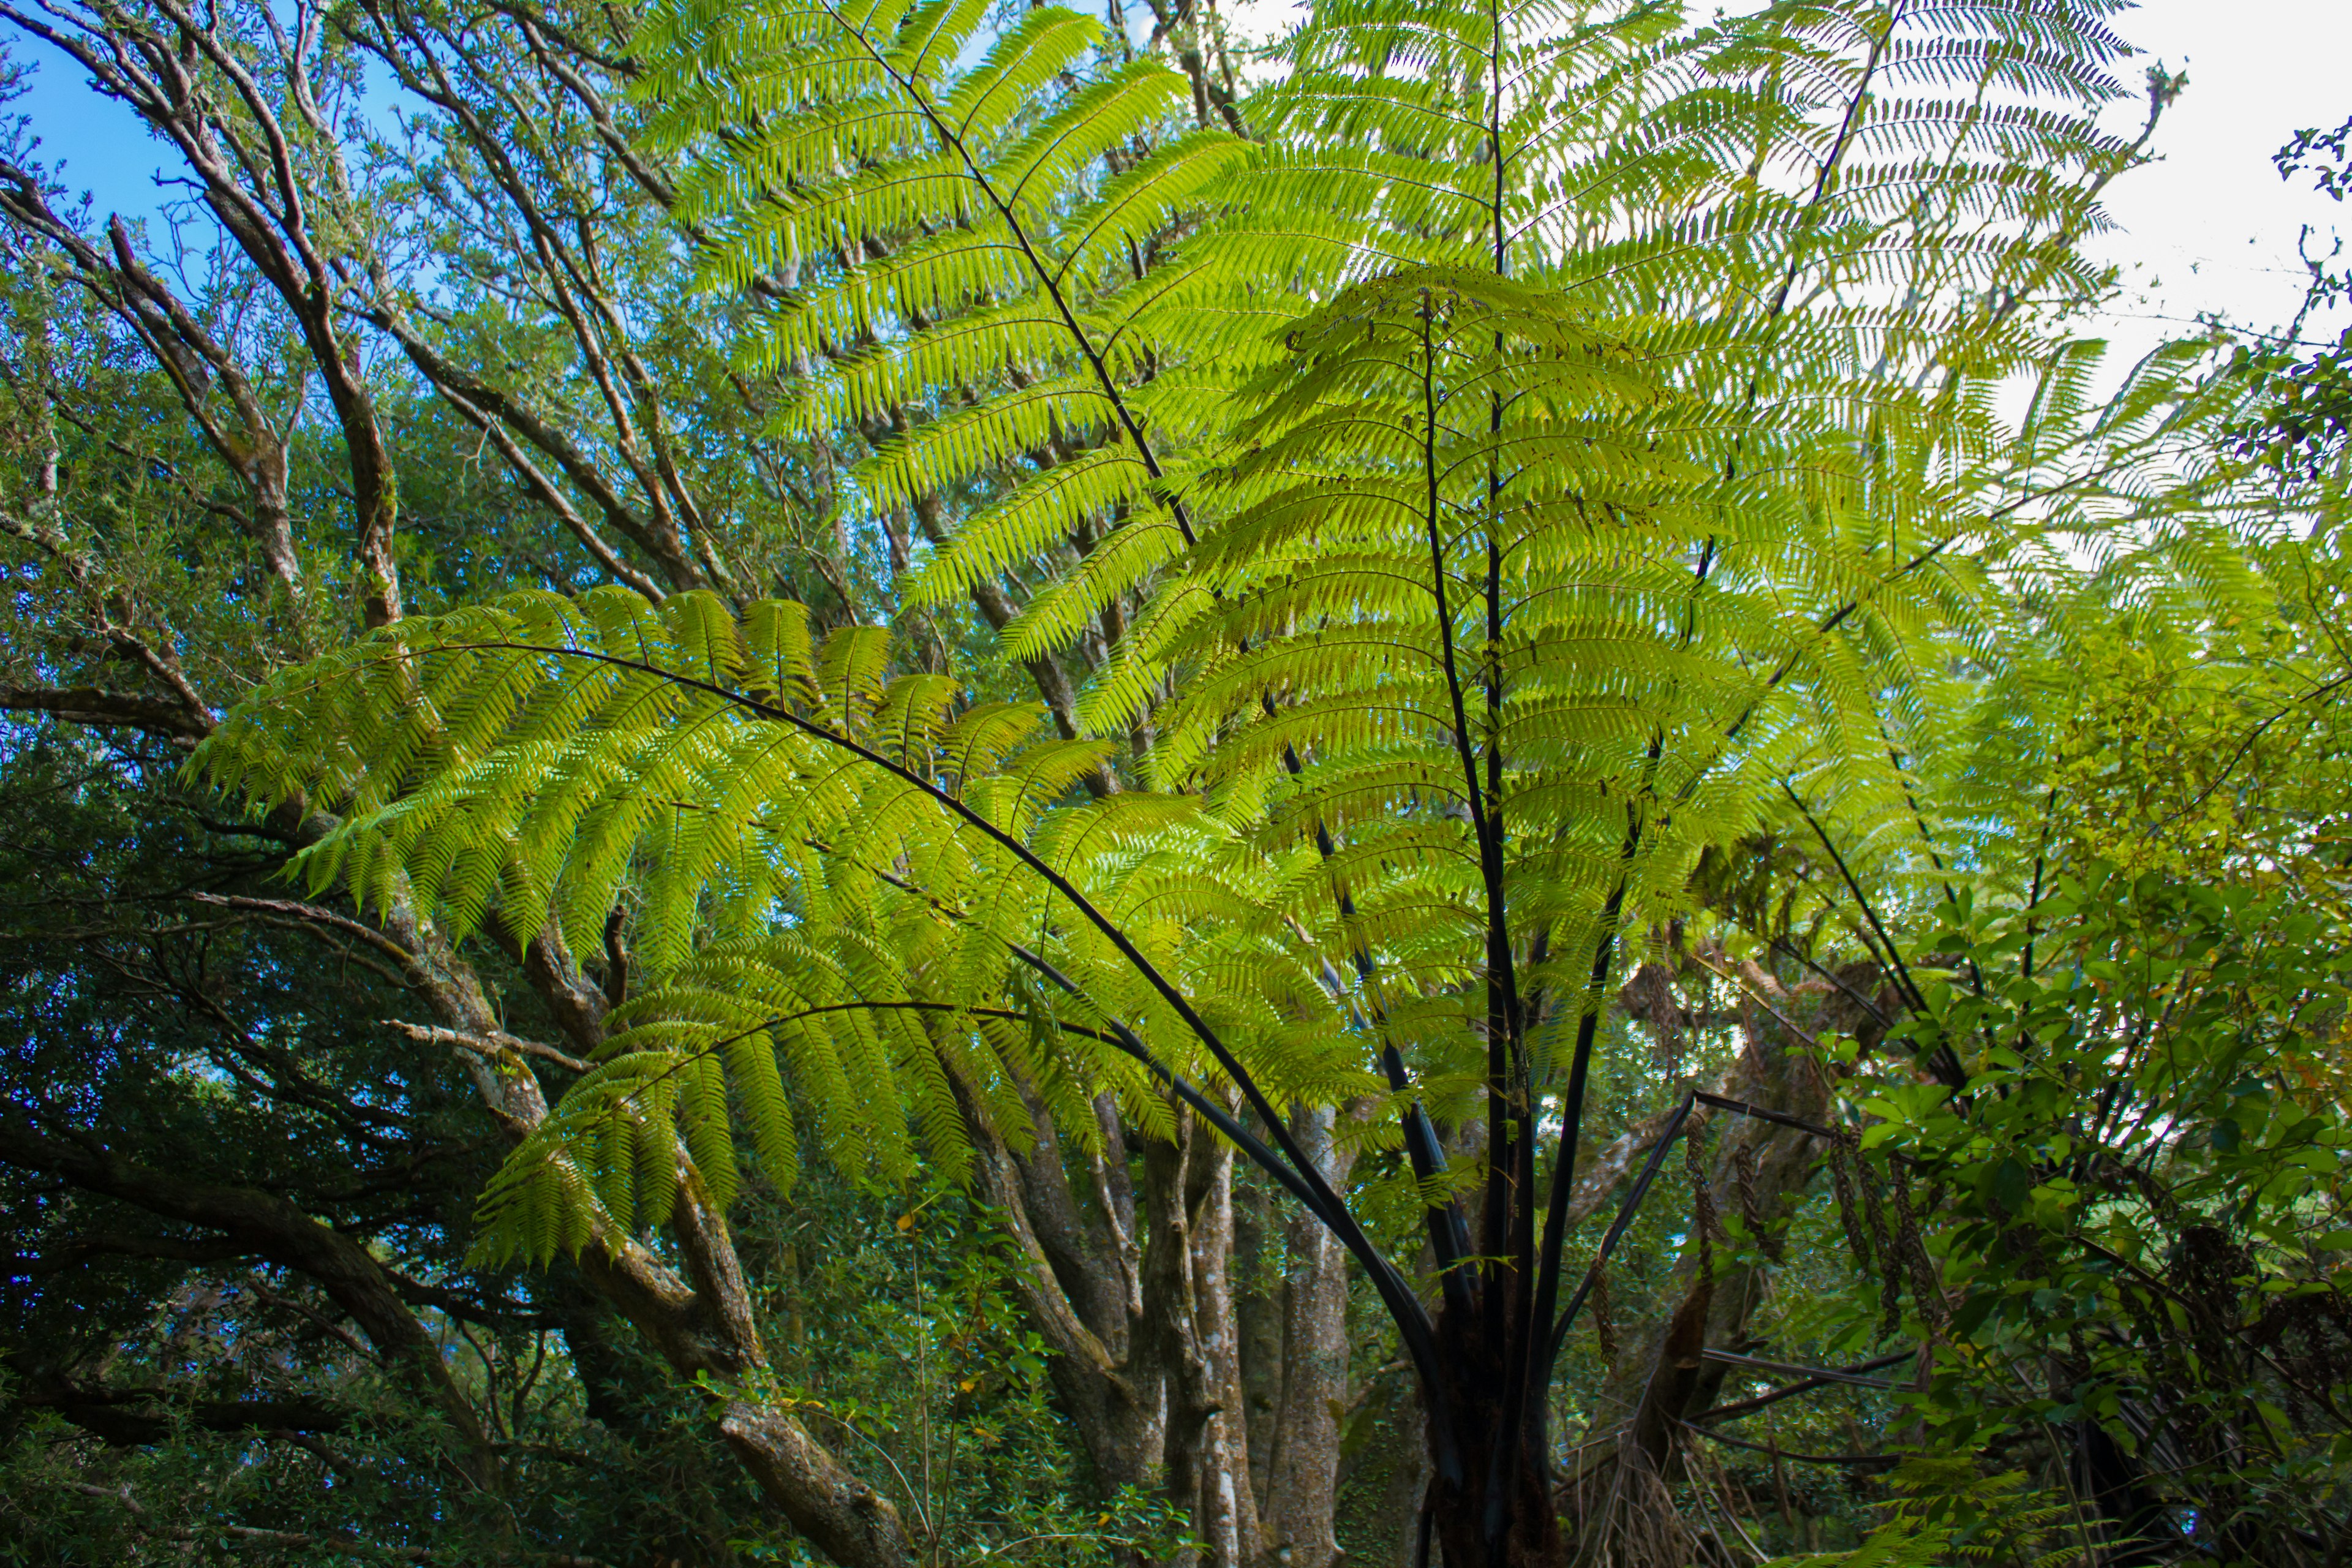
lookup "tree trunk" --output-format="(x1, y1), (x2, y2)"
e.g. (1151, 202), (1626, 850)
(426, 911), (920, 1568)
(1336, 1369), (1430, 1566)
(1425, 1373), (1567, 1568)
(1235, 1166), (1286, 1511)
(964, 1081), (1163, 1495)
(964, 1084), (1278, 1564)
(1149, 1111), (1262, 1568)
(1260, 1102), (1357, 1568)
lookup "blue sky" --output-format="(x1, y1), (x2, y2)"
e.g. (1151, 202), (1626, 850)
(17, 31), (176, 223)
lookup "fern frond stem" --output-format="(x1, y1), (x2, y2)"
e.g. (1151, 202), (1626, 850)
(1545, 1091), (1694, 1368)
(1838, 918), (1911, 1017)
(1781, 782), (1972, 1093)
(2020, 787), (2060, 982)
(1681, 951), (1831, 1057)
(1679, 1423), (1894, 1471)
(1686, 1349), (1919, 1427)
(1409, 290), (1510, 1323)
(1877, 725), (1984, 1000)
(437, 638), (1443, 1409)
(1524, 640), (1679, 1430)
(1272, 720), (1385, 996)
(1762, 0), (1901, 323)
(1383, 1044), (1477, 1323)
(1882, 731), (1954, 893)
(1981, 455), (2158, 526)
(1690, 1089), (1891, 1149)
(1004, 944), (1460, 1474)
(1515, 795), (1648, 1480)
(1779, 782), (1928, 1016)
(827, 0), (1199, 546)
(1481, 284), (1543, 1551)
(1280, 708), (1476, 1311)
(1482, 493), (1517, 1072)
(1714, 532), (1960, 756)
(791, 824), (1374, 1235)
(1411, 300), (1494, 854)
(1709, 0), (1902, 500)
(593, 984), (1445, 1400)
(1523, 875), (1624, 1398)
(462, 636), (1238, 1073)
(1483, 572), (1527, 1294)
(1488, 0), (1506, 279)
(981, 962), (1345, 1229)
(1766, 936), (1895, 1034)
(696, 993), (1362, 1257)
(2139, 666), (2352, 842)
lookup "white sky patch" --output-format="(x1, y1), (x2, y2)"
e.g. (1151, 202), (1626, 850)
(1209, 0), (2352, 355)
(2084, 0), (2352, 354)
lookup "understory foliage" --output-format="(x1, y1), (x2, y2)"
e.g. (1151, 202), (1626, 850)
(9, 0), (2352, 1562)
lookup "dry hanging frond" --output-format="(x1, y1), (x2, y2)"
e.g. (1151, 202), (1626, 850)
(1589, 1254), (1619, 1360)
(1732, 1142), (1777, 1262)
(1826, 1126), (1876, 1276)
(1685, 1114), (1719, 1281)
(1892, 1163), (1945, 1330)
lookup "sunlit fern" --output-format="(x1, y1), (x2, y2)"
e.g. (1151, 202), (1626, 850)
(185, 0), (2264, 1266)
(639, 0), (1243, 666)
(193, 589), (1374, 1259)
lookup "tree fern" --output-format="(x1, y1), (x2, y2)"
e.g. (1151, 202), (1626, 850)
(194, 586), (1373, 1258)
(640, 0), (1243, 679)
(184, 0), (2266, 1556)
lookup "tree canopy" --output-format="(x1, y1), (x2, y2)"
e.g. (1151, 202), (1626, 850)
(4, 0), (2352, 1565)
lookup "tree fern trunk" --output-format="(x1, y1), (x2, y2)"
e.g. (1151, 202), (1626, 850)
(1425, 1363), (1567, 1568)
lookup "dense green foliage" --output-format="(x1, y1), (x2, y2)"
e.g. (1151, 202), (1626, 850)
(6, 0), (2352, 1563)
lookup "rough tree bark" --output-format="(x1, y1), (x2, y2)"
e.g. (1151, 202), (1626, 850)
(968, 1085), (1278, 1567)
(1259, 1102), (1359, 1568)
